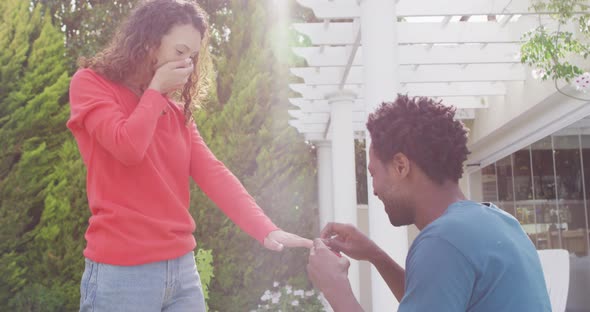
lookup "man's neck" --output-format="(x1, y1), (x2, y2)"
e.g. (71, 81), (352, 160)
(413, 180), (466, 230)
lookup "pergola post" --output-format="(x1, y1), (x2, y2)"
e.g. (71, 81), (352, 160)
(360, 0), (408, 310)
(316, 140), (334, 231)
(327, 90), (360, 299)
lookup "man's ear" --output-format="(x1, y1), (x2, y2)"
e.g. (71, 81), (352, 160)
(388, 152), (411, 179)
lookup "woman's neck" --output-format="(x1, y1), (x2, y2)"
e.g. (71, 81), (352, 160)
(123, 72), (149, 96)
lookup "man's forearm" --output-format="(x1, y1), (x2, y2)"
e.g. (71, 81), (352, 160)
(328, 294), (364, 312)
(369, 247), (406, 302)
(323, 279), (365, 312)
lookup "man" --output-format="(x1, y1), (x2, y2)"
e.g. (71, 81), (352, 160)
(307, 95), (551, 311)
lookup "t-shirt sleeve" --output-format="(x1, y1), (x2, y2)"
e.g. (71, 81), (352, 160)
(398, 237), (476, 312)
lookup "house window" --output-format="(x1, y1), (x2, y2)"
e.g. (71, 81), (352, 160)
(480, 133), (590, 256)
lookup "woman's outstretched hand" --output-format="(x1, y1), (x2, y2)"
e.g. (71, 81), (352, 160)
(264, 230), (313, 251)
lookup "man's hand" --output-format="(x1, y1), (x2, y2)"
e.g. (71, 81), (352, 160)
(307, 239), (364, 312)
(307, 239), (351, 295)
(320, 222), (379, 261)
(322, 224), (406, 302)
(263, 230), (313, 251)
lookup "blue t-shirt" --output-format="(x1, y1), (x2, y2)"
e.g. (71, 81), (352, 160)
(398, 201), (551, 312)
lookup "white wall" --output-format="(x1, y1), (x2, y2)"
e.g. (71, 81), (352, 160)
(465, 84), (590, 171)
(469, 73), (556, 146)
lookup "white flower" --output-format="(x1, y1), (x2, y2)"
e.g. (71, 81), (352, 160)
(261, 290), (272, 302)
(573, 72), (590, 93)
(273, 281), (279, 288)
(285, 285), (292, 294)
(271, 292), (281, 304)
(291, 300), (299, 306)
(294, 289), (305, 297)
(305, 290), (315, 297)
(531, 68), (546, 80)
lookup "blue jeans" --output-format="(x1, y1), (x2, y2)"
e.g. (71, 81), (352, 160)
(80, 251), (206, 312)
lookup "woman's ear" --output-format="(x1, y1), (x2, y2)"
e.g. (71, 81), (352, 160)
(146, 45), (159, 67)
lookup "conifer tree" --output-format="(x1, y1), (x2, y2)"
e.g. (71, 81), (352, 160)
(0, 0), (42, 110)
(190, 1), (318, 309)
(32, 0), (137, 70)
(0, 6), (72, 310)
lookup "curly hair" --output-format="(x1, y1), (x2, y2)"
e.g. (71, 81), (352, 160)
(78, 0), (213, 123)
(366, 94), (470, 184)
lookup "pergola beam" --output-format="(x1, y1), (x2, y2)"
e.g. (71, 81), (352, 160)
(289, 82), (507, 99)
(293, 17), (540, 45)
(339, 19), (362, 89)
(289, 108), (475, 134)
(289, 96), (492, 110)
(291, 64), (526, 84)
(288, 111), (367, 124)
(293, 44), (521, 66)
(297, 0), (567, 19)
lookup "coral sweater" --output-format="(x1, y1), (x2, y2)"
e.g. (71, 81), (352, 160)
(67, 69), (278, 265)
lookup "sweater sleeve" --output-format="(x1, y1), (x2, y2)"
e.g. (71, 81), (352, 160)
(67, 69), (168, 166)
(189, 122), (279, 244)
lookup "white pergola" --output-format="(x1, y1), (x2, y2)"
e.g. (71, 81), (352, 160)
(287, 0), (569, 310)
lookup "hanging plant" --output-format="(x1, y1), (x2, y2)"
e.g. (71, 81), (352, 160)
(520, 0), (590, 93)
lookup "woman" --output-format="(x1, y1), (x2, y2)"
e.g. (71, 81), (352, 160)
(67, 1), (312, 311)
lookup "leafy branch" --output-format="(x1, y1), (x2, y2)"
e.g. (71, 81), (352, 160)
(520, 0), (590, 86)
